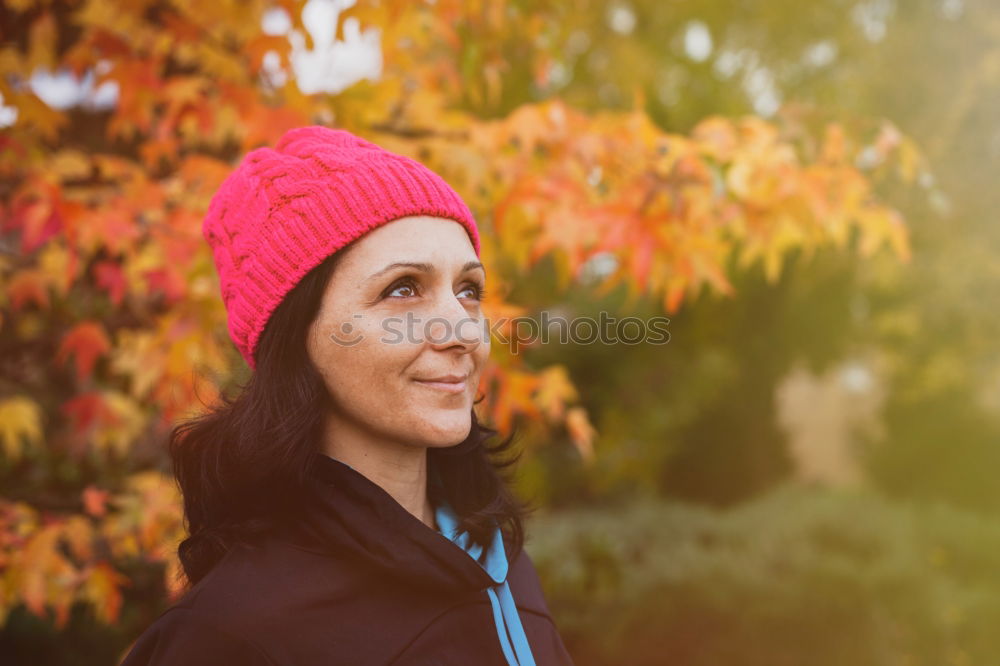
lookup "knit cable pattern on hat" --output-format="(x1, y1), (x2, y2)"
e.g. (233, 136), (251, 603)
(202, 126), (481, 370)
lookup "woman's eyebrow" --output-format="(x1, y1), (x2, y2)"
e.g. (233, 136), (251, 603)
(366, 261), (485, 282)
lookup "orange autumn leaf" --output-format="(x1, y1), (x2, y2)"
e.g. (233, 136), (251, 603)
(6, 269), (50, 311)
(19, 524), (78, 625)
(82, 485), (111, 518)
(57, 322), (112, 383)
(9, 189), (62, 253)
(81, 561), (130, 623)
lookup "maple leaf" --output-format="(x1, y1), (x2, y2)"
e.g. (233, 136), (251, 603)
(93, 261), (127, 306)
(61, 515), (95, 562)
(80, 561), (130, 623)
(60, 392), (113, 455)
(0, 396), (44, 461)
(90, 391), (147, 458)
(9, 187), (63, 253)
(82, 485), (110, 518)
(565, 406), (598, 464)
(37, 240), (80, 297)
(535, 365), (579, 423)
(56, 322), (111, 383)
(27, 12), (57, 72)
(6, 270), (50, 311)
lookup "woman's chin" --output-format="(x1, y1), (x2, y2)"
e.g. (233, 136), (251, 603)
(412, 417), (473, 448)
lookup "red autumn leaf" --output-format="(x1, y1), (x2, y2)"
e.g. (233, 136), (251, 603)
(9, 193), (63, 253)
(93, 261), (127, 306)
(60, 392), (112, 434)
(143, 267), (186, 304)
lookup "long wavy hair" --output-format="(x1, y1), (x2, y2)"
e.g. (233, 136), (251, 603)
(169, 248), (535, 587)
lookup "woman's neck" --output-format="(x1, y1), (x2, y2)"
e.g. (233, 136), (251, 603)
(321, 441), (437, 530)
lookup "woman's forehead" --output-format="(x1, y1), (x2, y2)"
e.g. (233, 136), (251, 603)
(336, 217), (481, 270)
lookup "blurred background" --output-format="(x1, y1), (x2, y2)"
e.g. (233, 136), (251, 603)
(2, 0), (999, 664)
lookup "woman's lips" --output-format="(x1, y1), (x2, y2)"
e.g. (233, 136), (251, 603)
(414, 379), (466, 394)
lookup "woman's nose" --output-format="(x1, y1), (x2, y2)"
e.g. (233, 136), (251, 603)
(424, 294), (484, 351)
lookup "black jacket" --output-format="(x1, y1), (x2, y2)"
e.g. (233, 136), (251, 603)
(120, 453), (575, 665)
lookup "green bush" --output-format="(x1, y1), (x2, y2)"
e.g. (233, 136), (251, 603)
(526, 481), (1000, 666)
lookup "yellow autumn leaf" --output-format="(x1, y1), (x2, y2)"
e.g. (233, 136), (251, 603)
(0, 396), (44, 461)
(761, 215), (805, 284)
(535, 365), (579, 423)
(565, 406), (597, 464)
(110, 329), (166, 400)
(857, 205), (911, 262)
(123, 240), (165, 296)
(27, 11), (57, 72)
(91, 391), (147, 458)
(50, 150), (92, 180)
(80, 562), (130, 623)
(61, 515), (95, 562)
(38, 240), (78, 296)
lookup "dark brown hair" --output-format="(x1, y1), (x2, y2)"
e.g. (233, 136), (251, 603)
(169, 249), (534, 587)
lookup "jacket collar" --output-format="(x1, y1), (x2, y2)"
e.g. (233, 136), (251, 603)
(280, 452), (502, 595)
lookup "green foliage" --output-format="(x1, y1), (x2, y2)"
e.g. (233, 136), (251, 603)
(861, 388), (1000, 515)
(527, 482), (1000, 666)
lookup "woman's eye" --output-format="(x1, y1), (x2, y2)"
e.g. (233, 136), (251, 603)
(385, 278), (418, 299)
(459, 283), (486, 301)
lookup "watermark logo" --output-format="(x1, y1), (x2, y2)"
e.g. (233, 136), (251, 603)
(327, 311), (671, 354)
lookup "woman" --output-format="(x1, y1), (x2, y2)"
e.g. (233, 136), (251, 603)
(120, 127), (575, 665)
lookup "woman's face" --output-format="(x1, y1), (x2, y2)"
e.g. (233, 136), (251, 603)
(306, 215), (490, 451)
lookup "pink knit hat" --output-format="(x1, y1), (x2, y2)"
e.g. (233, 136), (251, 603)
(202, 126), (481, 369)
